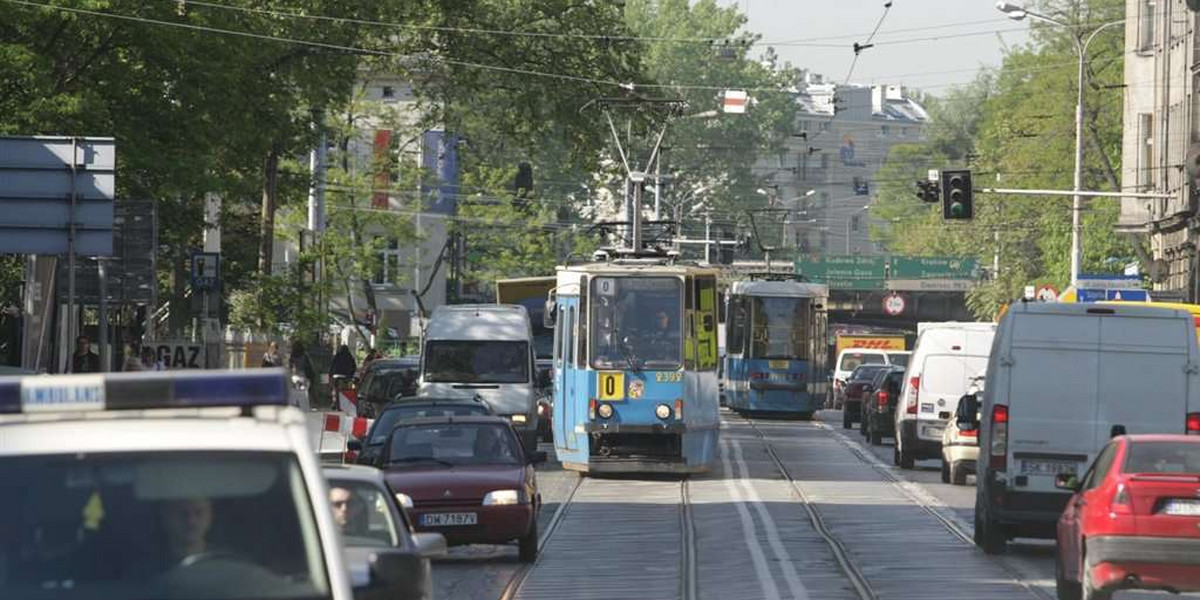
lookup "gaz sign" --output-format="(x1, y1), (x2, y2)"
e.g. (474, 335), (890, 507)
(150, 342), (205, 369)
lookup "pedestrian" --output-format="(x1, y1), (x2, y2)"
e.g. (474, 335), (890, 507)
(141, 346), (164, 371)
(261, 341), (282, 368)
(330, 345), (357, 381)
(288, 339), (316, 408)
(71, 335), (101, 373)
(357, 347), (378, 380)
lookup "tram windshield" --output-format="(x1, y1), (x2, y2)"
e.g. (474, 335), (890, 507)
(590, 276), (682, 370)
(750, 297), (811, 360)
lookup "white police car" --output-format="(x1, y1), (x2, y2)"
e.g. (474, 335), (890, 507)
(0, 369), (419, 600)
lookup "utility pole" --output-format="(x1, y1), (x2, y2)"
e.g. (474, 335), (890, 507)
(704, 211), (712, 264)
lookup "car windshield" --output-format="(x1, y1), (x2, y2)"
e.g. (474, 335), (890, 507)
(839, 353), (885, 372)
(887, 353), (910, 367)
(387, 423), (523, 466)
(423, 341), (529, 384)
(749, 297), (811, 360)
(1123, 441), (1200, 474)
(591, 276), (682, 370)
(325, 478), (401, 548)
(369, 405), (492, 444)
(850, 366), (886, 382)
(0, 452), (329, 600)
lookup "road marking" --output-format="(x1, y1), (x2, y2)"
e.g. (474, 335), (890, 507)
(720, 438), (783, 600)
(731, 438), (811, 600)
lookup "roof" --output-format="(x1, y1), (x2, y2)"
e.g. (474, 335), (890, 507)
(322, 463), (387, 483)
(730, 280), (828, 298)
(385, 396), (489, 408)
(388, 415), (512, 427)
(1009, 302), (1192, 320)
(1120, 434), (1200, 443)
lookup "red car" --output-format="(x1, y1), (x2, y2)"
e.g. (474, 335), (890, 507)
(381, 416), (544, 562)
(1055, 434), (1200, 600)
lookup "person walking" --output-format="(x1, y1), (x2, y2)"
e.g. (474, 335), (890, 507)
(261, 341), (282, 368)
(329, 345), (357, 411)
(71, 335), (101, 373)
(289, 340), (316, 408)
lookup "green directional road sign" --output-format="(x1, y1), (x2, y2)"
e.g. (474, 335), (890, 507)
(795, 255), (978, 290)
(890, 256), (978, 279)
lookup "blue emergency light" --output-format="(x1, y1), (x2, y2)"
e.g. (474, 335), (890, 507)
(0, 369), (289, 414)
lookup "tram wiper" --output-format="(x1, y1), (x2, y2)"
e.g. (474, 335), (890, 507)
(618, 337), (643, 374)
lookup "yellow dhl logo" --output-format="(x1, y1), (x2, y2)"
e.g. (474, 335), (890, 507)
(846, 339), (905, 349)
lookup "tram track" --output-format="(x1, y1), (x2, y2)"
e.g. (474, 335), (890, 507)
(742, 413), (1054, 600)
(498, 472), (700, 600)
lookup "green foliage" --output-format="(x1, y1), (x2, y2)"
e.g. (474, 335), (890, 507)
(873, 0), (1129, 319)
(0, 256), (22, 309)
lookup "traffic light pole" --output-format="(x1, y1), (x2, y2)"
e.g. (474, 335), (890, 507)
(978, 188), (1175, 200)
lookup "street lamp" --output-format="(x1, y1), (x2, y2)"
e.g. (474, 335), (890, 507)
(996, 1), (1124, 288)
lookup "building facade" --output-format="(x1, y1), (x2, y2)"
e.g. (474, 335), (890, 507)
(766, 72), (928, 257)
(1119, 0), (1197, 300)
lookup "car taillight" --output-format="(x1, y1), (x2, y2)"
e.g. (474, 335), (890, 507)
(589, 398), (597, 420)
(990, 404), (1008, 471)
(1187, 412), (1200, 435)
(905, 376), (920, 414)
(876, 390), (890, 408)
(960, 428), (977, 438)
(1109, 483), (1132, 515)
(674, 398), (684, 420)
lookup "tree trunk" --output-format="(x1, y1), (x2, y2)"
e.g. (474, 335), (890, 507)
(259, 143), (281, 277)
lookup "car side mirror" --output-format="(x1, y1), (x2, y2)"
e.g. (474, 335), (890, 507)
(528, 450), (548, 465)
(412, 532), (447, 559)
(351, 548), (426, 600)
(543, 300), (557, 328)
(1055, 473), (1080, 492)
(347, 439), (363, 452)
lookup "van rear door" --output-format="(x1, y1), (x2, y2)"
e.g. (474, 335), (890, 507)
(1007, 311), (1099, 493)
(1096, 313), (1191, 446)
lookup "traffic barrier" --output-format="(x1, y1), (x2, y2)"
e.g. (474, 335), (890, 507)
(316, 411), (375, 464)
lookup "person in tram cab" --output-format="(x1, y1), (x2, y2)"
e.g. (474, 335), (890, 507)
(642, 309), (679, 362)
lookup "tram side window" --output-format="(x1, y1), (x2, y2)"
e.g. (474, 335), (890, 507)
(695, 276), (717, 371)
(567, 307), (576, 365)
(727, 297), (748, 356)
(576, 280), (588, 368)
(553, 302), (563, 365)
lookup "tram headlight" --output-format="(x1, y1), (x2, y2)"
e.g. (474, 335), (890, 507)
(597, 403), (614, 419)
(655, 404), (671, 420)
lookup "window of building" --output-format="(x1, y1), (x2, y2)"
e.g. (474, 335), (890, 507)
(880, 125), (890, 137)
(1192, 78), (1200, 143)
(381, 85), (396, 99)
(374, 238), (404, 285)
(1138, 0), (1156, 52)
(1139, 112), (1155, 190)
(820, 153), (829, 169)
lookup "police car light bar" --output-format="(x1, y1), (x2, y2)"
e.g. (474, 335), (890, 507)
(0, 369), (290, 414)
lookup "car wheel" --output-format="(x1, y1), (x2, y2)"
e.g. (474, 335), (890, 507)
(870, 431), (882, 446)
(898, 438), (915, 469)
(1055, 553), (1082, 600)
(860, 413), (868, 435)
(940, 459), (951, 483)
(974, 510), (1006, 555)
(518, 521), (539, 563)
(842, 410), (852, 429)
(951, 462), (970, 486)
(892, 444), (901, 466)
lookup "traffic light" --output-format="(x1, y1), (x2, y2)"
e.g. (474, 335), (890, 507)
(914, 180), (939, 203)
(940, 169), (973, 220)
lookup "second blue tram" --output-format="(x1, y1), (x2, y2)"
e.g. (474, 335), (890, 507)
(722, 279), (828, 418)
(548, 260), (721, 474)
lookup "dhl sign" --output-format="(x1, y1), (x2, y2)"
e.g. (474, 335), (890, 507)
(835, 335), (906, 355)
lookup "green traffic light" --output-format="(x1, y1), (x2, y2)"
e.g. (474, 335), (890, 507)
(950, 202), (964, 217)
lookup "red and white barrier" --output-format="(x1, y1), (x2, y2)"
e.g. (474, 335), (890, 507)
(322, 413), (375, 440)
(312, 411), (376, 464)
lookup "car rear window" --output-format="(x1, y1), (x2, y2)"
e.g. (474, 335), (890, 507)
(887, 353), (910, 368)
(839, 353), (885, 372)
(850, 366), (887, 381)
(1123, 441), (1200, 474)
(370, 405), (491, 444)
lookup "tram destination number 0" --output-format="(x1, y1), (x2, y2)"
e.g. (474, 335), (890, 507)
(598, 372), (625, 400)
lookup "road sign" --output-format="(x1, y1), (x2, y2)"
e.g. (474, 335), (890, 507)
(191, 252), (220, 290)
(148, 341), (205, 369)
(882, 294), (906, 316)
(1036, 284), (1059, 302)
(56, 198), (156, 303)
(0, 136), (115, 255)
(890, 257), (979, 279)
(795, 255), (978, 290)
(723, 90), (749, 114)
(1077, 274), (1143, 290)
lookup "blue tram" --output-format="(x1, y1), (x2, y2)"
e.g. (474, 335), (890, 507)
(547, 260), (721, 474)
(722, 278), (828, 418)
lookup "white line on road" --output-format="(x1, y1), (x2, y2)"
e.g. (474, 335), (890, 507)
(720, 438), (783, 600)
(731, 438), (811, 600)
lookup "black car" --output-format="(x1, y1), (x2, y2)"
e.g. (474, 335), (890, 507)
(861, 366), (905, 445)
(358, 357), (421, 416)
(841, 364), (892, 429)
(352, 396), (494, 465)
(534, 358), (553, 442)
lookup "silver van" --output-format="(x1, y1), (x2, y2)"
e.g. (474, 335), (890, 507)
(973, 302), (1200, 553)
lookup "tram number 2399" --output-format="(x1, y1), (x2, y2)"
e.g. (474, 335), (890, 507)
(598, 372), (625, 400)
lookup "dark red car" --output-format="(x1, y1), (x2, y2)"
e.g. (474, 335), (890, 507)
(381, 416), (544, 562)
(1056, 434), (1200, 600)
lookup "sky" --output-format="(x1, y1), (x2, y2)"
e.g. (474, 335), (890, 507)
(718, 0), (1032, 95)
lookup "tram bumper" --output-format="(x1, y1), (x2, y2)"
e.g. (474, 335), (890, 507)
(581, 422), (712, 474)
(585, 423), (687, 434)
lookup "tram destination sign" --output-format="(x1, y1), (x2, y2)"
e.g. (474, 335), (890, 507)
(794, 255), (979, 291)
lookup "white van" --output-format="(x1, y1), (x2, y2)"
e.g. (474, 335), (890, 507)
(419, 304), (540, 449)
(894, 322), (996, 469)
(973, 302), (1200, 554)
